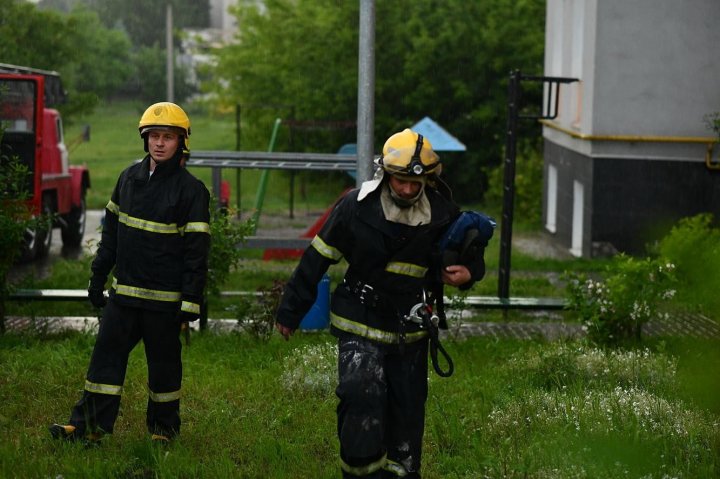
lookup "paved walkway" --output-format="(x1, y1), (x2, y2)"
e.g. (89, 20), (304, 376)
(5, 311), (719, 341)
(442, 311), (720, 341)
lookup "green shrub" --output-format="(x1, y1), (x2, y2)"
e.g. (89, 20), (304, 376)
(206, 206), (254, 297)
(0, 123), (38, 329)
(657, 213), (720, 316)
(228, 281), (284, 341)
(565, 256), (677, 346)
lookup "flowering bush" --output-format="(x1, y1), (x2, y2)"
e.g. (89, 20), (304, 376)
(565, 256), (677, 346)
(280, 341), (337, 397)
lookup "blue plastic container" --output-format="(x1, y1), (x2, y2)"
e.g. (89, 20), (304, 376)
(299, 274), (330, 330)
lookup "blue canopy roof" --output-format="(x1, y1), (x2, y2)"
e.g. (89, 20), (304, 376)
(410, 116), (466, 152)
(336, 117), (465, 176)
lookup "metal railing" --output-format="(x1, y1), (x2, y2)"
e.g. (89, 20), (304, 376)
(8, 288), (566, 310)
(187, 150), (357, 211)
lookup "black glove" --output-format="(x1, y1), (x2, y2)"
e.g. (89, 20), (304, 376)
(177, 310), (199, 323)
(87, 276), (107, 308)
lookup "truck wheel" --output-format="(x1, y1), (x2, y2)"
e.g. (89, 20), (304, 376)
(61, 191), (86, 247)
(21, 197), (53, 262)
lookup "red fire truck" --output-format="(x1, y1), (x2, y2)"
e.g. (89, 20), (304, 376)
(0, 63), (90, 261)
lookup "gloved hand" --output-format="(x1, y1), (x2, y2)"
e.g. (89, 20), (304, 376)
(177, 296), (202, 322)
(177, 310), (199, 323)
(87, 276), (107, 308)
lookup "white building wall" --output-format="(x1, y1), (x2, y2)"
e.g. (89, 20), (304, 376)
(542, 0), (720, 257)
(593, 0), (719, 140)
(545, 0), (720, 162)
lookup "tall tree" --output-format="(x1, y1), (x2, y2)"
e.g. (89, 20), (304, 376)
(0, 0), (73, 71)
(0, 0), (134, 117)
(63, 6), (133, 101)
(212, 0), (546, 202)
(215, 0), (359, 151)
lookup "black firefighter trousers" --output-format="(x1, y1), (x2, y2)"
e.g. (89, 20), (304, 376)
(68, 298), (183, 437)
(336, 335), (429, 478)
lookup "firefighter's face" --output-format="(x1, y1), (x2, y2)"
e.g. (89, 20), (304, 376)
(388, 175), (423, 200)
(148, 130), (180, 163)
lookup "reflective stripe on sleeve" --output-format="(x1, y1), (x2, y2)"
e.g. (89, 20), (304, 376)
(311, 235), (343, 261)
(330, 313), (428, 345)
(106, 200), (120, 215)
(180, 301), (200, 314)
(85, 380), (123, 396)
(179, 221), (210, 235)
(112, 278), (181, 302)
(385, 261), (427, 278)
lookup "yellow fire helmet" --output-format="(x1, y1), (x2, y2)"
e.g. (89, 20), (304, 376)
(138, 102), (191, 151)
(378, 128), (441, 177)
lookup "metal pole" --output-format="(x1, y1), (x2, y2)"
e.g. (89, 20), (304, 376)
(356, 0), (375, 186)
(166, 4), (174, 103)
(498, 70), (521, 299)
(251, 118), (282, 233)
(236, 104), (242, 217)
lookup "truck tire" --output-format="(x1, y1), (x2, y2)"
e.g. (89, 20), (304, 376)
(21, 196), (53, 262)
(61, 190), (86, 248)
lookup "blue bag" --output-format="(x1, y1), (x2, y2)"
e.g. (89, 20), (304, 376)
(439, 211), (496, 253)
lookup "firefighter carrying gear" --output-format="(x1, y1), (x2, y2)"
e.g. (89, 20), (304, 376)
(277, 160), (486, 476)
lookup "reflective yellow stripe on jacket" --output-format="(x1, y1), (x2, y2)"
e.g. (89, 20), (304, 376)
(385, 261), (427, 278)
(106, 200), (210, 236)
(330, 313), (428, 344)
(112, 278), (181, 302)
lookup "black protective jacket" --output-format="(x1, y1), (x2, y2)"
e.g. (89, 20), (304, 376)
(276, 182), (485, 344)
(91, 153), (210, 315)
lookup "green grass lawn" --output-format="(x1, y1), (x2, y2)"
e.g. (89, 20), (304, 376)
(0, 330), (717, 478)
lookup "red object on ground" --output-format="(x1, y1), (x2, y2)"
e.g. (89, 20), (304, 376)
(262, 188), (352, 260)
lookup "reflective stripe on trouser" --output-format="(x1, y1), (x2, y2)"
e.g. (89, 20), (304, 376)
(69, 298), (182, 436)
(336, 336), (428, 478)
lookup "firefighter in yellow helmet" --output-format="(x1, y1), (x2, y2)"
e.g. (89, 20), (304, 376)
(50, 102), (210, 445)
(276, 129), (492, 478)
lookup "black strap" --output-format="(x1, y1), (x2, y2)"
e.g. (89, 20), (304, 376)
(412, 133), (424, 161)
(423, 312), (454, 377)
